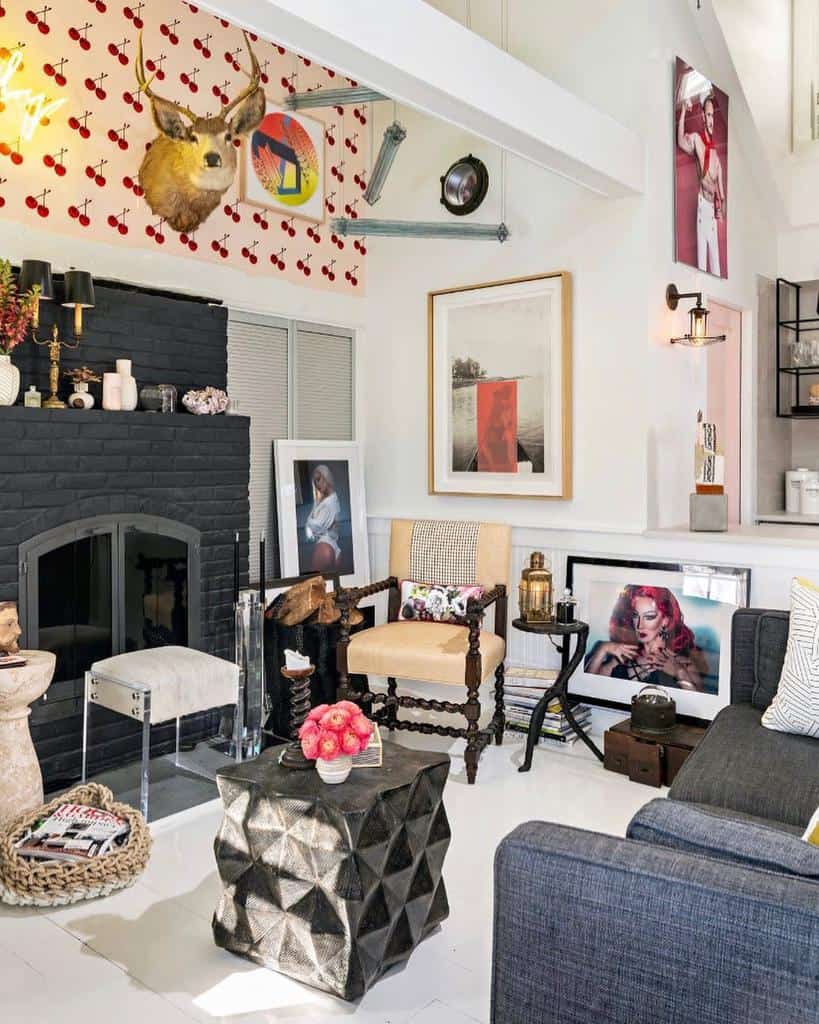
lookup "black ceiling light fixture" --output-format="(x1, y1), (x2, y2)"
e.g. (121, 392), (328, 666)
(440, 154), (489, 216)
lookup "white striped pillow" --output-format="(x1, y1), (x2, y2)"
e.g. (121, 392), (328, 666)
(762, 577), (819, 738)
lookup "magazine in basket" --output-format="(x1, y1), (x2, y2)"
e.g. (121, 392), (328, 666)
(14, 803), (130, 862)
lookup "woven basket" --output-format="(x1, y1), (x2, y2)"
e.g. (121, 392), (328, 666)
(0, 783), (152, 907)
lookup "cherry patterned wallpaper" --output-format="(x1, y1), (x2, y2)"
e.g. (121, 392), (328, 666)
(0, 1), (368, 292)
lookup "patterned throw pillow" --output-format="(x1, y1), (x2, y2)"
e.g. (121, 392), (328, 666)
(398, 581), (483, 623)
(762, 576), (819, 738)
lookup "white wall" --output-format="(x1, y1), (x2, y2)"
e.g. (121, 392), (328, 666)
(360, 0), (778, 533)
(0, 214), (367, 332)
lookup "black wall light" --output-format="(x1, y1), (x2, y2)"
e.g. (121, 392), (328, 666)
(666, 283), (725, 347)
(440, 154), (489, 216)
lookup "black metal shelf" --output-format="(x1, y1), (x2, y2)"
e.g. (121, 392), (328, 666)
(776, 278), (819, 418)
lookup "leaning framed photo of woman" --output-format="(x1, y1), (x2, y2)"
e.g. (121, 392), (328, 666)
(428, 272), (571, 498)
(273, 440), (370, 590)
(567, 556), (750, 720)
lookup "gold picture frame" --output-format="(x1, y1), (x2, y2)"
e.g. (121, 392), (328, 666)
(428, 271), (572, 499)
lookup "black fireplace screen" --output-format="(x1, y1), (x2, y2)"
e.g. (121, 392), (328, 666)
(21, 514), (200, 679)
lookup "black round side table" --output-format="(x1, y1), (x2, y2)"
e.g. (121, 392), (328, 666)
(511, 618), (604, 772)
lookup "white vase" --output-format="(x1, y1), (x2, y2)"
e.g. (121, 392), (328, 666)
(0, 354), (20, 407)
(68, 381), (95, 410)
(316, 754), (353, 784)
(102, 372), (122, 410)
(116, 359), (138, 411)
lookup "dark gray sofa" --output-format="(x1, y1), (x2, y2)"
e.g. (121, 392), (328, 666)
(492, 609), (819, 1024)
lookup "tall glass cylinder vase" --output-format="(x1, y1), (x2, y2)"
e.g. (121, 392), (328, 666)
(235, 591), (264, 760)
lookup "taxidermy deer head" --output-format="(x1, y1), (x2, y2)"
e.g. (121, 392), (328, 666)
(135, 32), (265, 233)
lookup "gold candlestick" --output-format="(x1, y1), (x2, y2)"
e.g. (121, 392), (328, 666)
(35, 323), (80, 409)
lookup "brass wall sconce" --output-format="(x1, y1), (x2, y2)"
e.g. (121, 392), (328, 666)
(18, 261), (95, 408)
(666, 283), (725, 347)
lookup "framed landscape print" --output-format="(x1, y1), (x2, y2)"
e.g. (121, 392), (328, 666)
(273, 440), (370, 590)
(428, 272), (571, 498)
(566, 557), (750, 720)
(674, 56), (728, 279)
(241, 102), (325, 223)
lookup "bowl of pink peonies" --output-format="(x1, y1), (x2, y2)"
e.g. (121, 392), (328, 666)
(298, 700), (374, 784)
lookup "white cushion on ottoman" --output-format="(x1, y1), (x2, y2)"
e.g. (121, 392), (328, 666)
(91, 646), (239, 724)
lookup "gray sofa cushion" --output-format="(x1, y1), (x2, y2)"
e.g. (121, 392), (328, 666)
(628, 799), (819, 879)
(752, 611), (789, 710)
(669, 703), (819, 829)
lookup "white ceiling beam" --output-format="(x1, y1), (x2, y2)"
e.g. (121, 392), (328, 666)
(199, 0), (644, 198)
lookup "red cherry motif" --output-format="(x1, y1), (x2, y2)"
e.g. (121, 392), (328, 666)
(122, 91), (143, 113)
(123, 5), (144, 29)
(193, 36), (211, 59)
(160, 22), (180, 45)
(43, 60), (68, 87)
(252, 211), (269, 230)
(212, 83), (229, 105)
(354, 239), (367, 255)
(307, 226), (320, 243)
(10, 152), (23, 166)
(270, 254), (286, 270)
(89, 0), (106, 11)
(331, 232), (344, 250)
(354, 107), (367, 125)
(144, 58), (166, 81)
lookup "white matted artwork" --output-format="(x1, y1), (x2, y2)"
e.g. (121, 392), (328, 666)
(429, 272), (571, 498)
(241, 101), (325, 223)
(566, 557), (750, 720)
(273, 440), (370, 590)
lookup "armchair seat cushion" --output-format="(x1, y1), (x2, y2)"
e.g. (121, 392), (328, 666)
(347, 621), (505, 685)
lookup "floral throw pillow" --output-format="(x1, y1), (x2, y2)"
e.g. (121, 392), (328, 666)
(398, 580), (483, 623)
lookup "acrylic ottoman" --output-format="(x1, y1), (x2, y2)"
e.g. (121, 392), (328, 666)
(212, 741), (451, 1001)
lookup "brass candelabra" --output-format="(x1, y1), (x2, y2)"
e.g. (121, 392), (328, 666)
(34, 323), (80, 409)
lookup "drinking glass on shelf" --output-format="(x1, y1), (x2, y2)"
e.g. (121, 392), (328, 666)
(791, 338), (811, 366)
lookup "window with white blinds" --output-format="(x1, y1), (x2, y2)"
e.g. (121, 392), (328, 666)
(227, 311), (355, 580)
(294, 322), (354, 440)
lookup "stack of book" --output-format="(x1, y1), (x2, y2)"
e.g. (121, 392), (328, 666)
(504, 669), (593, 747)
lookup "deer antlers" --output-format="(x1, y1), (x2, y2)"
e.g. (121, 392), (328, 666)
(222, 33), (261, 118)
(135, 33), (197, 121)
(135, 31), (260, 123)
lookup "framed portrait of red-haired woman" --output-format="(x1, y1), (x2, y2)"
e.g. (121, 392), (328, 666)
(567, 556), (750, 720)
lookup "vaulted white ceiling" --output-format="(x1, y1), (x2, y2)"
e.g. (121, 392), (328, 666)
(199, 0), (644, 197)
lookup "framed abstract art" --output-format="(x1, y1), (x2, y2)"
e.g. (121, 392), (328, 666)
(566, 556), (750, 720)
(273, 440), (370, 590)
(241, 102), (325, 223)
(428, 272), (571, 498)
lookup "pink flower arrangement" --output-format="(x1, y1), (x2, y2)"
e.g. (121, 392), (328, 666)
(299, 699), (374, 762)
(0, 260), (40, 356)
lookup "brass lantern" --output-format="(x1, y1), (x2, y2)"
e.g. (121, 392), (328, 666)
(518, 551), (553, 623)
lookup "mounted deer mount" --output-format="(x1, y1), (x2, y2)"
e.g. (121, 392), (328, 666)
(135, 31), (264, 233)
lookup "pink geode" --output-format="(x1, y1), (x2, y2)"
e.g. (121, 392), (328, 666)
(182, 386), (229, 415)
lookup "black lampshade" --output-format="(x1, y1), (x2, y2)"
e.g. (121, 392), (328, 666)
(62, 269), (95, 309)
(18, 259), (54, 301)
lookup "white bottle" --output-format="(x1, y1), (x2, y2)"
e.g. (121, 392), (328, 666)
(116, 358), (138, 411)
(786, 468), (813, 514)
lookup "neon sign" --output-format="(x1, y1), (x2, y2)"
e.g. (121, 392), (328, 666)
(0, 48), (66, 141)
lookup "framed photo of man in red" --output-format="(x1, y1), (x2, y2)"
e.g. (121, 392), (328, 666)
(674, 56), (728, 279)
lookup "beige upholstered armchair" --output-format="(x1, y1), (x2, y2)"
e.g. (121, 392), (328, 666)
(336, 519), (511, 784)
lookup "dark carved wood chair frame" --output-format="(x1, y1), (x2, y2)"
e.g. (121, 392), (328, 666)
(336, 578), (507, 784)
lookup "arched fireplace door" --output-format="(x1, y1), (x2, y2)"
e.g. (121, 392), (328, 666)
(19, 514), (201, 689)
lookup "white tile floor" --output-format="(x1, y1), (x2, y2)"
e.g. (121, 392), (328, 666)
(0, 731), (655, 1024)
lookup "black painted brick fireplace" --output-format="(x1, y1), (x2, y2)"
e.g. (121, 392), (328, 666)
(1, 280), (250, 789)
